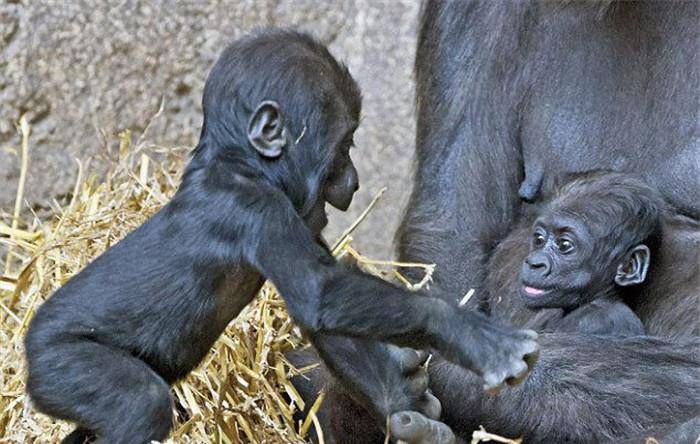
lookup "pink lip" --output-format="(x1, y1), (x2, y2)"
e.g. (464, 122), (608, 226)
(523, 285), (546, 296)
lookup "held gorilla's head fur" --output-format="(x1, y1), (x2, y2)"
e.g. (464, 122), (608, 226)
(520, 171), (667, 309)
(550, 171), (666, 261)
(190, 28), (361, 216)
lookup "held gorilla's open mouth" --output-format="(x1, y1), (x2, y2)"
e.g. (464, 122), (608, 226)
(519, 283), (555, 307)
(521, 285), (549, 296)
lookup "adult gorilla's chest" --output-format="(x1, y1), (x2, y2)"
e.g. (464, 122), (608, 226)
(518, 2), (698, 217)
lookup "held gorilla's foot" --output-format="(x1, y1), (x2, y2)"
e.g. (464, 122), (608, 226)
(440, 310), (539, 395)
(390, 411), (456, 444)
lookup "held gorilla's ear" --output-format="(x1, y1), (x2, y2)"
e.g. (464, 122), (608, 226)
(247, 100), (288, 158)
(614, 244), (650, 287)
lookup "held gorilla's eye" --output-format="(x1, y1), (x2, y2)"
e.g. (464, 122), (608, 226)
(532, 230), (546, 248)
(556, 238), (575, 254)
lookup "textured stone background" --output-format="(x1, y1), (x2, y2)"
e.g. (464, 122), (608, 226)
(0, 0), (420, 257)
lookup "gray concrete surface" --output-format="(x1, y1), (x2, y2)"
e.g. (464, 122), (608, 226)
(0, 0), (420, 258)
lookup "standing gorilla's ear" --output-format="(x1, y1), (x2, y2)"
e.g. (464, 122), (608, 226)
(247, 100), (288, 158)
(614, 244), (650, 287)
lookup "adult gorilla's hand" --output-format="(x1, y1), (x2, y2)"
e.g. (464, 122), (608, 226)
(387, 346), (441, 419)
(389, 410), (456, 444)
(387, 346), (456, 444)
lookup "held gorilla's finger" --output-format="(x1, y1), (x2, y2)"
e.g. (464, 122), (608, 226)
(418, 391), (442, 420)
(389, 411), (456, 444)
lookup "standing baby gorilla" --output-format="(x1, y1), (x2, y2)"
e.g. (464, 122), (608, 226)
(520, 172), (664, 335)
(25, 29), (538, 444)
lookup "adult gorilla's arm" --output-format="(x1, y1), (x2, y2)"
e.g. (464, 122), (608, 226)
(396, 0), (529, 300)
(429, 334), (700, 444)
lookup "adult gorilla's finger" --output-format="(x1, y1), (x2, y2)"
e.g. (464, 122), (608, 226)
(389, 411), (456, 444)
(418, 391), (441, 420)
(408, 367), (429, 396)
(389, 346), (428, 375)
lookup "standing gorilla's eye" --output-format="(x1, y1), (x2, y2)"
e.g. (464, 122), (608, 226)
(556, 238), (575, 254)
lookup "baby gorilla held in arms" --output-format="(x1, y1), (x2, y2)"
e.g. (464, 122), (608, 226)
(520, 171), (665, 335)
(24, 29), (539, 444)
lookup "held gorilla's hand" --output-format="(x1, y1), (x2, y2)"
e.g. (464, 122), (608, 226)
(435, 308), (539, 395)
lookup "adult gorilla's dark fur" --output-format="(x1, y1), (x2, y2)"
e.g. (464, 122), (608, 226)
(402, 1), (700, 442)
(310, 1), (699, 443)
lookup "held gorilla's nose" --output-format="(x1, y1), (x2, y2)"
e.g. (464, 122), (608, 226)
(525, 252), (550, 277)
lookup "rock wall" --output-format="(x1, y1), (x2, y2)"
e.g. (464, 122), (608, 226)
(0, 0), (419, 257)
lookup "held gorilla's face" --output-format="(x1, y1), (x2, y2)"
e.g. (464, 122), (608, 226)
(518, 172), (657, 311)
(519, 212), (603, 310)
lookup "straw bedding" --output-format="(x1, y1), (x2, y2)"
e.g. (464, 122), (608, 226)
(0, 117), (438, 443)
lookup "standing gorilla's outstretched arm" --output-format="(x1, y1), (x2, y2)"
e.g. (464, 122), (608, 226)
(235, 182), (538, 392)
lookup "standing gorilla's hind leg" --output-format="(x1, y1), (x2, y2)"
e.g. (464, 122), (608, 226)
(25, 339), (173, 444)
(61, 427), (95, 444)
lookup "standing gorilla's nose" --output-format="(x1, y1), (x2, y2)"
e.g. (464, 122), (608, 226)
(348, 163), (359, 193)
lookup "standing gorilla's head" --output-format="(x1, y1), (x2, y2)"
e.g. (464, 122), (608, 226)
(189, 29), (362, 233)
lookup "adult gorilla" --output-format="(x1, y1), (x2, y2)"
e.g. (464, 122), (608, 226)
(392, 0), (699, 442)
(292, 1), (698, 442)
